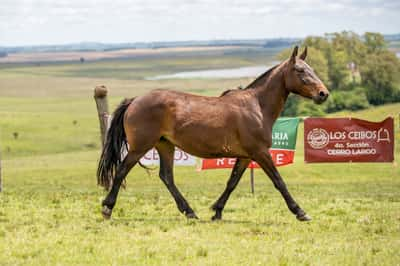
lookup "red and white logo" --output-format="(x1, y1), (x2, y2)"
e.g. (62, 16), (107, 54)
(307, 128), (329, 149)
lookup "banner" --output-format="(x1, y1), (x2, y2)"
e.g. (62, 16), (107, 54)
(201, 117), (300, 169)
(140, 148), (196, 166)
(304, 117), (394, 163)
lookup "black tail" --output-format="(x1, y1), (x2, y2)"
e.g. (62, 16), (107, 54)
(97, 98), (134, 190)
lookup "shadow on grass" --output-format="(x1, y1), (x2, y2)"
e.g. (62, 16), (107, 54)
(107, 216), (276, 226)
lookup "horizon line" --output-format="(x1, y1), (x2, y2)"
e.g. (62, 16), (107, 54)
(1, 31), (399, 48)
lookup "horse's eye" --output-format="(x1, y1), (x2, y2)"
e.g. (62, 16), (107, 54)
(296, 68), (305, 73)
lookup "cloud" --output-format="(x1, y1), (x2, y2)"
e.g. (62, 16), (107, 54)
(0, 0), (399, 45)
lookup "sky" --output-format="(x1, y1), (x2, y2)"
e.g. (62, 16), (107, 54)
(1, 0), (399, 46)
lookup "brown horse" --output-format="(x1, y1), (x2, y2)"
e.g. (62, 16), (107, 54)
(97, 46), (329, 221)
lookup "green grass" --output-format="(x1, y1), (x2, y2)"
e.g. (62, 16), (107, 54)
(0, 49), (277, 81)
(0, 49), (278, 98)
(1, 147), (399, 265)
(0, 55), (399, 265)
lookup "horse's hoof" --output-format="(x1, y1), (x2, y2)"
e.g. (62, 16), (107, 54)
(211, 214), (221, 221)
(296, 213), (312, 222)
(186, 212), (199, 219)
(102, 206), (112, 220)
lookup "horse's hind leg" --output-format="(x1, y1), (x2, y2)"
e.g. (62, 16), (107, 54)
(156, 140), (198, 219)
(253, 151), (311, 221)
(101, 150), (145, 219)
(211, 158), (250, 220)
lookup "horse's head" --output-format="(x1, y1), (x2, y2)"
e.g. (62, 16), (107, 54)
(284, 46), (329, 104)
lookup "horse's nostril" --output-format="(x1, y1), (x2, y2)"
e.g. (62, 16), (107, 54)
(319, 91), (325, 97)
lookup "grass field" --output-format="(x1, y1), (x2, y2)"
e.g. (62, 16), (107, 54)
(0, 46), (266, 64)
(0, 53), (399, 265)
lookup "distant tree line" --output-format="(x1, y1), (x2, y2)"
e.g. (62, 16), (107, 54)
(263, 39), (298, 48)
(279, 31), (400, 116)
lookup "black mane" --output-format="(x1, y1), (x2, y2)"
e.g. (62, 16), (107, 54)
(244, 64), (279, 89)
(219, 64), (279, 97)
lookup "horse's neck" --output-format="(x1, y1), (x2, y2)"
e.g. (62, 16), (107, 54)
(254, 66), (289, 126)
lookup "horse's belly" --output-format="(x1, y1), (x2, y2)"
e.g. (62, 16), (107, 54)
(176, 144), (249, 159)
(168, 130), (249, 159)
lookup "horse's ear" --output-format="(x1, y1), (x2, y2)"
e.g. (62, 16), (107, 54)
(300, 46), (307, 60)
(290, 46), (298, 63)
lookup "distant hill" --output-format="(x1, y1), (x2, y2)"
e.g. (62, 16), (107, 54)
(0, 38), (300, 54)
(1, 34), (397, 55)
(383, 33), (400, 42)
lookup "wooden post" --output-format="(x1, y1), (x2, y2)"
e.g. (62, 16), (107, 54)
(250, 167), (254, 194)
(94, 85), (109, 148)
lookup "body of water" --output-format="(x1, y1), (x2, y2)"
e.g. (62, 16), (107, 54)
(147, 53), (400, 80)
(147, 63), (278, 80)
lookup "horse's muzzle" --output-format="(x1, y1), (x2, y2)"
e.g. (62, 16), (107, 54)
(313, 90), (329, 104)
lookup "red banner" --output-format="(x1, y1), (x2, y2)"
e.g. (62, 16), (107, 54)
(201, 149), (296, 169)
(304, 117), (394, 163)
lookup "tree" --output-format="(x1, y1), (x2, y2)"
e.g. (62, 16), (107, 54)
(364, 32), (386, 53)
(359, 50), (400, 104)
(331, 31), (367, 66)
(278, 31), (400, 111)
(281, 94), (300, 116)
(328, 50), (349, 90)
(297, 100), (325, 117)
(325, 87), (369, 113)
(303, 36), (330, 57)
(358, 33), (400, 104)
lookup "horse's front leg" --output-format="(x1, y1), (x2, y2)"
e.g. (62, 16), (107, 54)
(253, 151), (311, 221)
(211, 158), (250, 220)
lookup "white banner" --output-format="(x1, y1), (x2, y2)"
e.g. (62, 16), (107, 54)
(139, 148), (196, 166)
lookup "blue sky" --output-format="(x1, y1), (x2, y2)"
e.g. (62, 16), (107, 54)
(1, 0), (399, 46)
